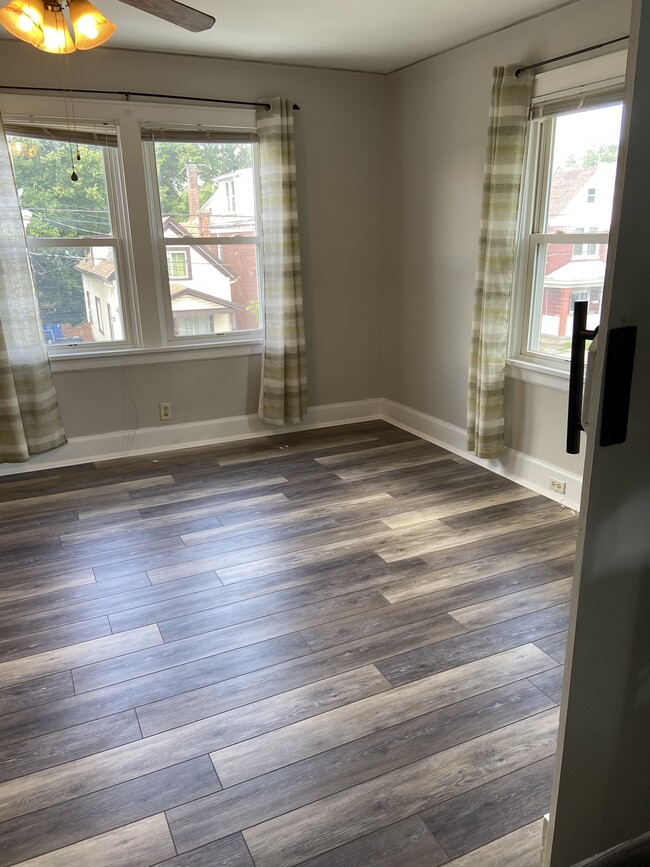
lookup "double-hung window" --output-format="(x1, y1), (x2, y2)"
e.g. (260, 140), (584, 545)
(142, 129), (261, 340)
(1, 96), (263, 361)
(5, 122), (128, 347)
(510, 52), (626, 368)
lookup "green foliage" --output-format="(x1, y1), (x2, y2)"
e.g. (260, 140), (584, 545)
(8, 134), (252, 331)
(153, 142), (251, 219)
(564, 144), (619, 169)
(10, 136), (110, 327)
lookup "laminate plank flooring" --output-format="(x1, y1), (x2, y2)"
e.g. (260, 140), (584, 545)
(0, 421), (576, 865)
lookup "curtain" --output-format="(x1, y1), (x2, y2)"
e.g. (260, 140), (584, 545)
(255, 98), (308, 425)
(467, 66), (533, 459)
(0, 113), (66, 462)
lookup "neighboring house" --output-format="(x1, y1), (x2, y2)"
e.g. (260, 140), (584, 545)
(187, 166), (260, 331)
(162, 216), (248, 336)
(541, 161), (616, 337)
(75, 247), (123, 342)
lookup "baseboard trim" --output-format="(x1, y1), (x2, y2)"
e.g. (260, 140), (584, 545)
(0, 398), (383, 476)
(1, 395), (583, 509)
(381, 399), (582, 511)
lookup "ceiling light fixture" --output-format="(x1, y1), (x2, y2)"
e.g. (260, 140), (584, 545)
(0, 0), (115, 53)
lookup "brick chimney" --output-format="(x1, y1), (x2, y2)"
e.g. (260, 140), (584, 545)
(198, 209), (212, 236)
(186, 164), (200, 222)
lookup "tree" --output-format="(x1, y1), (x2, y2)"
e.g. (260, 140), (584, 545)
(564, 144), (619, 169)
(153, 141), (251, 219)
(9, 134), (252, 330)
(10, 135), (110, 327)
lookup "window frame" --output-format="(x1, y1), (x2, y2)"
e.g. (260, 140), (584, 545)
(508, 52), (627, 378)
(142, 134), (263, 348)
(0, 94), (264, 365)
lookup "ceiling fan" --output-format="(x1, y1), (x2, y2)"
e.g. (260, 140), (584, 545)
(0, 0), (215, 53)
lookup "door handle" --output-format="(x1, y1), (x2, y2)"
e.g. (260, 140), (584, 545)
(599, 324), (637, 447)
(566, 301), (598, 455)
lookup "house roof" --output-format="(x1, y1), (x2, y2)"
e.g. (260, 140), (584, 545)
(75, 256), (115, 282)
(548, 167), (598, 218)
(544, 257), (606, 288)
(169, 284), (246, 311)
(163, 216), (237, 280)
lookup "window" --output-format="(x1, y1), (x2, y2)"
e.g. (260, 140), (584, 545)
(512, 100), (623, 364)
(6, 124), (127, 347)
(94, 297), (104, 334)
(147, 136), (261, 339)
(225, 178), (236, 212)
(166, 250), (189, 279)
(1, 95), (263, 358)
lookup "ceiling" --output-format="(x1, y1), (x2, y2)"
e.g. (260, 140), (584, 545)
(1, 0), (580, 74)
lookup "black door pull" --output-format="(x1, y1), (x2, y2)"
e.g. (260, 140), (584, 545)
(567, 301), (598, 455)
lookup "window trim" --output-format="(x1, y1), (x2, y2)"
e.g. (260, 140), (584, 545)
(0, 93), (262, 363)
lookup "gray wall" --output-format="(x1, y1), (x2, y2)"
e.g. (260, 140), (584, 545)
(385, 0), (632, 474)
(0, 43), (387, 436)
(0, 1), (634, 471)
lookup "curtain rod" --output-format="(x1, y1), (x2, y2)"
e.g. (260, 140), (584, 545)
(0, 85), (300, 110)
(515, 35), (629, 77)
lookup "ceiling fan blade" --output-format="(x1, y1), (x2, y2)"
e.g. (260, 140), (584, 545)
(117, 0), (215, 32)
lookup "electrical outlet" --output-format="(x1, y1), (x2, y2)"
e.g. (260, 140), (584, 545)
(549, 477), (566, 495)
(159, 402), (172, 421)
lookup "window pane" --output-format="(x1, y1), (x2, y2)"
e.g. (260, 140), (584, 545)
(529, 241), (607, 359)
(168, 242), (260, 337)
(7, 135), (114, 238)
(31, 246), (125, 345)
(545, 104), (623, 236)
(153, 141), (261, 337)
(153, 141), (257, 234)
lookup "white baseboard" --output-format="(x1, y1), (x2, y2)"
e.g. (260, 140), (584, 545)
(0, 398), (382, 476)
(381, 399), (582, 511)
(1, 395), (583, 510)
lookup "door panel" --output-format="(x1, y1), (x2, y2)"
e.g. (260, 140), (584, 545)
(547, 2), (650, 864)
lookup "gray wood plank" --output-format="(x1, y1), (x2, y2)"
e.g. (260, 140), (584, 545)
(241, 710), (559, 867)
(0, 709), (142, 783)
(449, 576), (573, 630)
(7, 813), (177, 866)
(533, 631), (568, 664)
(0, 672), (73, 716)
(0, 625), (163, 689)
(301, 556), (573, 652)
(210, 644), (556, 786)
(529, 666), (565, 704)
(295, 816), (448, 867)
(0, 616), (112, 663)
(444, 819), (544, 866)
(376, 603), (570, 687)
(136, 614), (464, 737)
(0, 756), (220, 866)
(421, 755), (555, 858)
(0, 634), (310, 748)
(155, 835), (254, 867)
(167, 680), (554, 854)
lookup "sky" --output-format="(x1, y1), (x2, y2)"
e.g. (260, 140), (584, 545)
(552, 104), (624, 170)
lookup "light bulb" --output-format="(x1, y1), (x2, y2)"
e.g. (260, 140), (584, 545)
(74, 12), (97, 38)
(38, 2), (75, 52)
(68, 0), (114, 49)
(0, 0), (45, 47)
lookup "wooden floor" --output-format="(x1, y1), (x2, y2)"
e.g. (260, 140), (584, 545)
(0, 421), (578, 867)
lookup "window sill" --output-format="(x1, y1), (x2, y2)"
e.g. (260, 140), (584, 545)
(49, 340), (263, 372)
(506, 358), (570, 392)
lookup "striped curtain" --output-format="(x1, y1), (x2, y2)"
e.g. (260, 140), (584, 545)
(467, 66), (533, 459)
(0, 113), (67, 462)
(256, 98), (308, 425)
